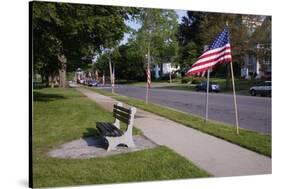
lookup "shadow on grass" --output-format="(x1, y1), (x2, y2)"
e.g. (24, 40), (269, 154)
(33, 82), (47, 90)
(33, 91), (67, 102)
(82, 127), (100, 138)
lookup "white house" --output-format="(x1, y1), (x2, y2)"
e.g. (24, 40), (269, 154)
(153, 63), (180, 79)
(241, 44), (271, 79)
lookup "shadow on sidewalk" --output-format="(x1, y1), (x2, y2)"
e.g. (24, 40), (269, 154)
(82, 128), (107, 148)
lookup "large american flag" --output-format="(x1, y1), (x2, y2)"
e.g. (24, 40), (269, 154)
(186, 28), (232, 76)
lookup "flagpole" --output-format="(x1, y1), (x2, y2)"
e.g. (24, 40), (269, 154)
(112, 64), (115, 94)
(205, 69), (210, 122)
(145, 77), (149, 104)
(226, 21), (239, 135)
(204, 45), (210, 123)
(145, 43), (150, 105)
(230, 60), (239, 135)
(108, 54), (113, 94)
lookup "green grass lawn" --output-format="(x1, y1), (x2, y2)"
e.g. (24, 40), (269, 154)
(88, 87), (271, 157)
(33, 87), (210, 188)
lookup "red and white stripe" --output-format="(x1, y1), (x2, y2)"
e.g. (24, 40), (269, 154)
(147, 68), (151, 88)
(186, 44), (232, 76)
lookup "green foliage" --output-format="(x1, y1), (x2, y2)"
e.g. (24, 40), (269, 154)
(181, 76), (193, 84)
(177, 11), (206, 68)
(96, 42), (146, 81)
(95, 8), (179, 81)
(180, 42), (200, 69)
(32, 1), (139, 84)
(177, 11), (271, 77)
(191, 77), (204, 84)
(135, 8), (179, 65)
(249, 17), (271, 73)
(181, 76), (204, 84)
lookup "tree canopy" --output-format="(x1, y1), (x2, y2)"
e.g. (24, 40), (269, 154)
(135, 8), (179, 65)
(177, 11), (270, 77)
(32, 2), (271, 84)
(32, 1), (139, 86)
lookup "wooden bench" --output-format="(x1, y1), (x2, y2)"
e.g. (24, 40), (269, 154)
(96, 102), (137, 151)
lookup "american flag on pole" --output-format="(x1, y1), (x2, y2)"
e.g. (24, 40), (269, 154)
(186, 28), (232, 76)
(147, 68), (151, 88)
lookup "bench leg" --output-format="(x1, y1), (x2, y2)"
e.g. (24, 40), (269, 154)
(106, 137), (120, 151)
(125, 139), (135, 148)
(105, 134), (135, 151)
(122, 133), (135, 148)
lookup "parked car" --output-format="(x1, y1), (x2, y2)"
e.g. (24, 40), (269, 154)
(196, 81), (221, 93)
(87, 79), (99, 87)
(249, 81), (271, 96)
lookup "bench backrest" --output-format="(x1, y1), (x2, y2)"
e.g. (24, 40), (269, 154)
(112, 102), (137, 133)
(113, 104), (131, 124)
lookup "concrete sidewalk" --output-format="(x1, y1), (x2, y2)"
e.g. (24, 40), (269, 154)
(76, 87), (271, 177)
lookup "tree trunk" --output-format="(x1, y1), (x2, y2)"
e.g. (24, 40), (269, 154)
(169, 71), (172, 83)
(58, 54), (67, 88)
(44, 73), (49, 87)
(108, 56), (113, 84)
(50, 76), (54, 88)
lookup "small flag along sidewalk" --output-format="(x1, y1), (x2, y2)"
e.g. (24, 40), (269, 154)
(76, 87), (271, 177)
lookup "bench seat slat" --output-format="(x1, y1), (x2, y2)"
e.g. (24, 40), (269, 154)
(96, 122), (123, 137)
(113, 113), (130, 124)
(97, 123), (111, 136)
(101, 123), (114, 136)
(105, 123), (123, 136)
(113, 109), (130, 119)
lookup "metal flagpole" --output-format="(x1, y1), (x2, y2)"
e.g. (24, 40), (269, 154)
(112, 64), (115, 94)
(108, 55), (113, 94)
(230, 61), (240, 134)
(205, 69), (210, 122)
(225, 21), (239, 134)
(145, 43), (150, 104)
(204, 45), (210, 123)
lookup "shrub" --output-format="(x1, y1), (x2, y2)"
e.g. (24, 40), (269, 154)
(191, 77), (204, 84)
(181, 77), (193, 84)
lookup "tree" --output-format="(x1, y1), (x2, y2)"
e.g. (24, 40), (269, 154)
(32, 1), (139, 87)
(177, 12), (264, 82)
(177, 11), (208, 73)
(249, 16), (271, 75)
(94, 8), (179, 83)
(95, 41), (145, 81)
(135, 8), (179, 78)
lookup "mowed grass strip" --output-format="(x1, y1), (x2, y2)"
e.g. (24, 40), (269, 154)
(33, 88), (210, 188)
(129, 78), (260, 96)
(87, 87), (271, 157)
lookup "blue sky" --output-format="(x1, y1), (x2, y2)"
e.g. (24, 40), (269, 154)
(120, 9), (187, 45)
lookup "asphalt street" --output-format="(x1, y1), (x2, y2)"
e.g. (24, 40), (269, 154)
(102, 85), (271, 134)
